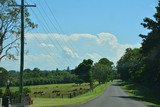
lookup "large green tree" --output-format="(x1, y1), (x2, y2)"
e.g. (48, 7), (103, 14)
(98, 58), (113, 67)
(139, 0), (160, 86)
(0, 0), (37, 61)
(74, 59), (93, 83)
(117, 48), (143, 83)
(92, 58), (114, 84)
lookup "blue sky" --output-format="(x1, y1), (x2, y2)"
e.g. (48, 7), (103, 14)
(1, 0), (158, 70)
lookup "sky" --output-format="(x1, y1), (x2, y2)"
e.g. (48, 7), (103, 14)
(1, 0), (158, 71)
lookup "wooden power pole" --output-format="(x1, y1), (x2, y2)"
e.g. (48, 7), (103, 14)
(9, 0), (36, 104)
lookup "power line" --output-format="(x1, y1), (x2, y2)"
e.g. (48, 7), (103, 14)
(43, 0), (78, 53)
(30, 0), (75, 66)
(27, 32), (66, 68)
(37, 0), (78, 63)
(30, 8), (68, 68)
(43, 0), (64, 34)
(25, 1), (68, 68)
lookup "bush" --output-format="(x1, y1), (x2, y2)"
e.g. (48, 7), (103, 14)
(23, 87), (31, 96)
(0, 89), (3, 97)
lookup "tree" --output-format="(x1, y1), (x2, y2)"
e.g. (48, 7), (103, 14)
(74, 59), (93, 83)
(0, 67), (8, 86)
(92, 58), (114, 84)
(116, 1), (160, 87)
(98, 58), (113, 67)
(117, 48), (143, 83)
(139, 0), (160, 55)
(67, 66), (70, 72)
(92, 63), (107, 84)
(0, 0), (37, 61)
(139, 0), (160, 86)
(5, 68), (80, 86)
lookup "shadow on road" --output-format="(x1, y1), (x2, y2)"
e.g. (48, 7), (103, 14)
(111, 96), (157, 107)
(112, 95), (139, 99)
(118, 81), (160, 107)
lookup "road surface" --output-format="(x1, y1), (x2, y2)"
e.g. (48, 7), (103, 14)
(73, 81), (148, 107)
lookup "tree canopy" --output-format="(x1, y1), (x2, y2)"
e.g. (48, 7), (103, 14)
(92, 58), (115, 84)
(0, 0), (37, 61)
(117, 0), (160, 88)
(74, 59), (93, 83)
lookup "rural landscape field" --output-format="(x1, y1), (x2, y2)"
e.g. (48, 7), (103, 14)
(0, 0), (160, 107)
(0, 82), (111, 106)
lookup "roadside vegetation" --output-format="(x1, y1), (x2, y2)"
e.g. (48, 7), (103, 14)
(0, 57), (116, 106)
(117, 1), (160, 107)
(121, 82), (160, 107)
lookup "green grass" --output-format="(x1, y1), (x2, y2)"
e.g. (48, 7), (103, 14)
(0, 82), (111, 106)
(120, 81), (160, 107)
(29, 82), (111, 107)
(1, 83), (90, 98)
(28, 83), (90, 98)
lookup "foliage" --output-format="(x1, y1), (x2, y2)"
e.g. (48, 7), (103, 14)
(92, 58), (114, 84)
(23, 87), (31, 96)
(1, 58), (114, 87)
(1, 58), (115, 87)
(92, 63), (109, 83)
(0, 67), (8, 87)
(122, 82), (160, 107)
(0, 68), (78, 87)
(117, 48), (144, 83)
(98, 58), (113, 67)
(117, 0), (160, 88)
(0, 0), (37, 60)
(139, 0), (160, 86)
(3, 85), (11, 97)
(74, 59), (93, 83)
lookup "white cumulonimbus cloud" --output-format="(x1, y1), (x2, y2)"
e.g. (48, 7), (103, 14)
(1, 32), (140, 70)
(38, 43), (54, 48)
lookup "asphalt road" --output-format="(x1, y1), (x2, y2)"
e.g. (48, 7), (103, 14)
(74, 81), (148, 107)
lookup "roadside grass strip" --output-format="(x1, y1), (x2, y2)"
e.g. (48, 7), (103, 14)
(121, 81), (160, 107)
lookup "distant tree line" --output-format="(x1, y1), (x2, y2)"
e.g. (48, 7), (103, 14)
(0, 58), (117, 87)
(117, 1), (160, 88)
(0, 67), (78, 86)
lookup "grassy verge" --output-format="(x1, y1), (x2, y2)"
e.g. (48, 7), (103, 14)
(120, 81), (160, 107)
(29, 82), (111, 107)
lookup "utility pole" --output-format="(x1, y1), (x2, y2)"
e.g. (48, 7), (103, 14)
(19, 0), (24, 103)
(9, 0), (36, 104)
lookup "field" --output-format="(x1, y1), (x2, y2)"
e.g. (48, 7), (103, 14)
(1, 82), (111, 106)
(25, 83), (91, 98)
(1, 83), (91, 98)
(29, 82), (111, 107)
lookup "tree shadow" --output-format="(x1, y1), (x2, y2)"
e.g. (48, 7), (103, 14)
(119, 82), (160, 107)
(115, 95), (139, 99)
(111, 84), (120, 86)
(111, 95), (157, 107)
(111, 80), (127, 87)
